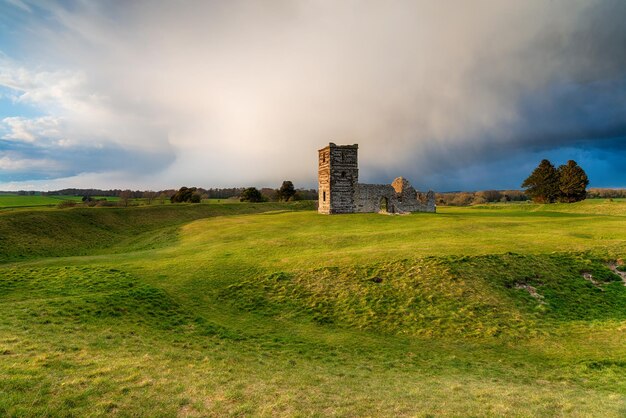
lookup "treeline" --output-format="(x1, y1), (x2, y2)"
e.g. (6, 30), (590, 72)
(45, 188), (220, 199)
(586, 188), (626, 199)
(436, 187), (626, 207)
(437, 188), (626, 207)
(259, 187), (317, 202)
(37, 185), (318, 204)
(45, 188), (150, 198)
(40, 186), (317, 201)
(436, 190), (528, 206)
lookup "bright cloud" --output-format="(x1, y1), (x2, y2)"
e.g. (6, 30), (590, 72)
(0, 155), (59, 171)
(0, 55), (83, 110)
(2, 116), (62, 143)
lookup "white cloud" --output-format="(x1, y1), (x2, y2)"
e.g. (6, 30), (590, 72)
(1, 116), (62, 143)
(0, 56), (82, 108)
(0, 54), (171, 152)
(0, 155), (60, 171)
(0, 169), (166, 191)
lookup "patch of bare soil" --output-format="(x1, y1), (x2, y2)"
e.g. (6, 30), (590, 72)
(515, 284), (545, 304)
(608, 262), (626, 286)
(581, 272), (603, 289)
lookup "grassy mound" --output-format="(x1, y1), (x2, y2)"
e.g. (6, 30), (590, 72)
(222, 259), (533, 338)
(448, 253), (626, 321)
(0, 266), (191, 330)
(0, 201), (314, 262)
(221, 253), (626, 338)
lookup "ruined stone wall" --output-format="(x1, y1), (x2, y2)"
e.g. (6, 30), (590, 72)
(416, 190), (437, 213)
(318, 143), (436, 214)
(354, 184), (397, 213)
(353, 181), (436, 214)
(390, 177), (436, 213)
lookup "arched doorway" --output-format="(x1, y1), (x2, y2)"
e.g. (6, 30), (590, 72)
(379, 197), (389, 213)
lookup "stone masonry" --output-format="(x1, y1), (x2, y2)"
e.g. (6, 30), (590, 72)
(318, 143), (436, 214)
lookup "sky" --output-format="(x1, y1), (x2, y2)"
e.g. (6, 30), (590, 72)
(0, 0), (625, 192)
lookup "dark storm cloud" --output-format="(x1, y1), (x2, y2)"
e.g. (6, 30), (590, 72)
(0, 138), (174, 182)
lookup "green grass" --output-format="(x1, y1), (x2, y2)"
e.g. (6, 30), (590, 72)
(0, 201), (314, 261)
(1, 200), (626, 416)
(202, 198), (243, 204)
(0, 194), (80, 208)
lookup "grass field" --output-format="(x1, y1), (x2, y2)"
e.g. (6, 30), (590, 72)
(0, 194), (119, 209)
(0, 194), (243, 210)
(1, 200), (626, 416)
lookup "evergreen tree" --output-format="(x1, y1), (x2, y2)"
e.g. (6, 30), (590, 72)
(557, 160), (589, 203)
(521, 159), (559, 203)
(278, 181), (296, 202)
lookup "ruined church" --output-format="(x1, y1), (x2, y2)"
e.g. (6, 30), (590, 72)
(318, 143), (436, 214)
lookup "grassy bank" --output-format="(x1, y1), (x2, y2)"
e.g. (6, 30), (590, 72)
(0, 201), (314, 262)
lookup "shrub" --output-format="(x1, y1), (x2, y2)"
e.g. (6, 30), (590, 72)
(56, 200), (77, 209)
(96, 200), (116, 207)
(240, 187), (264, 202)
(171, 187), (198, 203)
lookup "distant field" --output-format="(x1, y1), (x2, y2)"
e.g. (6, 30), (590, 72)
(202, 198), (242, 204)
(0, 194), (246, 209)
(0, 194), (119, 209)
(1, 199), (625, 416)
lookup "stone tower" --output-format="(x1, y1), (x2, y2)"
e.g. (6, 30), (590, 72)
(318, 143), (359, 214)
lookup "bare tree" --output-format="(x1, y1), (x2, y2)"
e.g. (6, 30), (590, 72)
(143, 191), (157, 205)
(119, 190), (133, 207)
